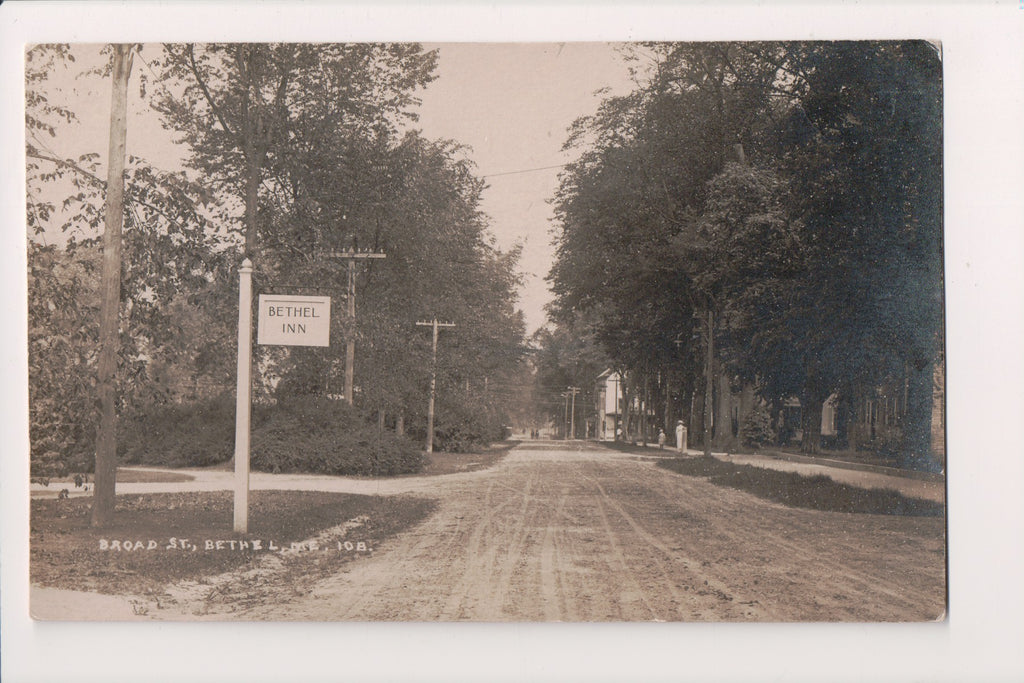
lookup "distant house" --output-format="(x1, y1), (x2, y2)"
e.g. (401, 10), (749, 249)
(777, 395), (839, 442)
(778, 362), (944, 465)
(594, 369), (622, 441)
(593, 360), (943, 465)
(593, 369), (661, 442)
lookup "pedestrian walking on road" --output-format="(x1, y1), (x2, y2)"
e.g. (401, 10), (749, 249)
(676, 420), (687, 453)
(657, 429), (666, 449)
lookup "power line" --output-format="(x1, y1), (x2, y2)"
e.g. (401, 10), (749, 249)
(480, 163), (568, 179)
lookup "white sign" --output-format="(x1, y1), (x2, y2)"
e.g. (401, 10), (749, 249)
(257, 294), (331, 347)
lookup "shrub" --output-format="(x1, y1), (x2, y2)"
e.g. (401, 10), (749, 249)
(119, 394), (236, 467)
(119, 394), (425, 476)
(740, 404), (776, 450)
(31, 450), (68, 481)
(428, 398), (507, 453)
(250, 397), (425, 476)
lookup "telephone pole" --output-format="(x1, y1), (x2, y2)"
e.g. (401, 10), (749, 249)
(325, 247), (386, 406)
(561, 391), (569, 439)
(415, 318), (455, 453)
(567, 386), (581, 440)
(704, 309), (714, 457)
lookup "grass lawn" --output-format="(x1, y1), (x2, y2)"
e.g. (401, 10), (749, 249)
(32, 468), (196, 488)
(31, 490), (435, 597)
(658, 456), (944, 517)
(417, 441), (516, 476)
(115, 467), (196, 483)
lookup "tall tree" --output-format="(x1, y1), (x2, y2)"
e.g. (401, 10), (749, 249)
(92, 43), (133, 526)
(550, 43), (782, 447)
(155, 43), (437, 257)
(782, 41), (943, 462)
(27, 45), (233, 493)
(548, 41), (942, 464)
(531, 313), (610, 438)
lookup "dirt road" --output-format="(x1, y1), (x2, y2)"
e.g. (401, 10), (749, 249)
(157, 441), (944, 622)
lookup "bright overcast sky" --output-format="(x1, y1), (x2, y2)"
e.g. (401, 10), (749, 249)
(416, 43), (635, 333)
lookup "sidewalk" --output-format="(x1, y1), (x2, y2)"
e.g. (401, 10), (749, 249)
(29, 464), (493, 500)
(32, 446), (947, 506)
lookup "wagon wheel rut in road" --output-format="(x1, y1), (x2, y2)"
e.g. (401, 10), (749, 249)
(581, 469), (771, 621)
(152, 442), (945, 622)
(641, 458), (946, 620)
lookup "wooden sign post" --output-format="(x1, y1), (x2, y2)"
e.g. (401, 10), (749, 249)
(234, 278), (333, 532)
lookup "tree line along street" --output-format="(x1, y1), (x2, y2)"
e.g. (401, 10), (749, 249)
(26, 41), (943, 557)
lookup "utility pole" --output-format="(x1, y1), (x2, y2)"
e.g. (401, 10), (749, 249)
(704, 309), (714, 457)
(325, 247), (386, 406)
(415, 318), (455, 453)
(567, 386), (580, 440)
(91, 44), (133, 528)
(562, 391), (569, 439)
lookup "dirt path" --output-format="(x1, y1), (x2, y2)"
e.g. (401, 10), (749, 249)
(147, 441), (944, 622)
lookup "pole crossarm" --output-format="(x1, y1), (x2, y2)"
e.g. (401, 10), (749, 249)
(323, 249), (388, 260)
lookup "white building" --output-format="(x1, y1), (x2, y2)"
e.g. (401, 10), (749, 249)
(594, 369), (622, 441)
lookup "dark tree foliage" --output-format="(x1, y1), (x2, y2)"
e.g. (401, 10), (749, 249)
(27, 42), (528, 479)
(546, 41), (943, 465)
(153, 43), (438, 256)
(784, 41), (943, 462)
(153, 43), (526, 450)
(531, 313), (610, 437)
(26, 45), (232, 476)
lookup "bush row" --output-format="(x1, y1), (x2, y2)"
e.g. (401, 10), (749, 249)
(119, 394), (425, 476)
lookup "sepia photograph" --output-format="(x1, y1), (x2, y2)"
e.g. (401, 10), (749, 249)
(24, 39), (948, 624)
(3, 2), (1023, 682)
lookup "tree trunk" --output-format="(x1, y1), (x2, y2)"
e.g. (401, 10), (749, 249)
(902, 359), (935, 470)
(618, 376), (626, 440)
(713, 371), (734, 451)
(663, 370), (672, 436)
(688, 389), (698, 448)
(703, 309), (714, 457)
(244, 146), (260, 256)
(640, 373), (649, 447)
(799, 390), (826, 454)
(91, 44), (133, 528)
(737, 384), (755, 448)
(835, 395), (852, 450)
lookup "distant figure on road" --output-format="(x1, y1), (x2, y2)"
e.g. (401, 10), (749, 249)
(676, 420), (687, 453)
(657, 429), (666, 449)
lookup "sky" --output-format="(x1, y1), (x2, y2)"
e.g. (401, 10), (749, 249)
(30, 42), (637, 334)
(416, 43), (635, 333)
